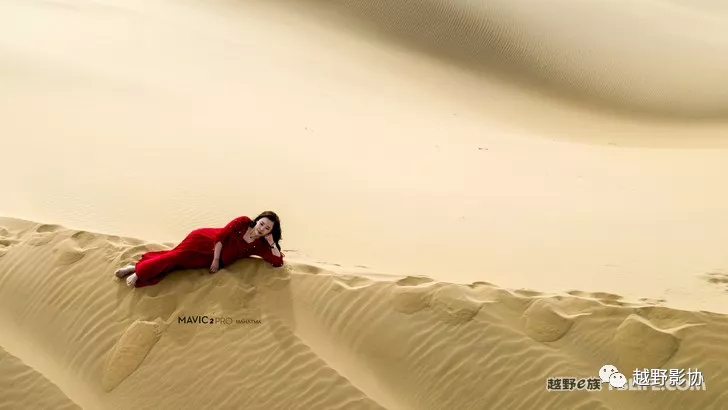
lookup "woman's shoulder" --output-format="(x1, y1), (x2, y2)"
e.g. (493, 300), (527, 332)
(222, 215), (251, 229)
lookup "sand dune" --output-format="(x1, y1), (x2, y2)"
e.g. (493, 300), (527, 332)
(1, 218), (727, 409)
(285, 0), (728, 119)
(3, 0), (728, 311)
(3, 0), (728, 408)
(0, 346), (80, 410)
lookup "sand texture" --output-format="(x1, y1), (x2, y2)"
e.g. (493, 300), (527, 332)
(0, 346), (81, 410)
(2, 0), (728, 408)
(1, 218), (727, 409)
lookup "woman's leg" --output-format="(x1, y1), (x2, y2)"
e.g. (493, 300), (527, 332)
(120, 229), (215, 288)
(129, 249), (210, 288)
(130, 250), (180, 287)
(114, 265), (136, 278)
(126, 273), (139, 287)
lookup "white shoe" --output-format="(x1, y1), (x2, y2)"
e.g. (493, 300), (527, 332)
(126, 273), (138, 287)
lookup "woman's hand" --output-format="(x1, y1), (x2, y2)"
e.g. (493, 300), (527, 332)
(264, 234), (275, 247)
(265, 234), (281, 257)
(210, 258), (220, 273)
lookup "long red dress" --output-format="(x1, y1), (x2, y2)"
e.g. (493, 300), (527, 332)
(133, 216), (284, 287)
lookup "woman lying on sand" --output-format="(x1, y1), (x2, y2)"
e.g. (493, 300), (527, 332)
(114, 211), (284, 288)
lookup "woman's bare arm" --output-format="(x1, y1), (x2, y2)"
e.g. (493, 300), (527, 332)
(213, 242), (223, 262)
(265, 235), (281, 257)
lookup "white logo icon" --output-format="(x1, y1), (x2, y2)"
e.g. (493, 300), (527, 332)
(609, 372), (627, 389)
(599, 365), (618, 383)
(599, 364), (627, 389)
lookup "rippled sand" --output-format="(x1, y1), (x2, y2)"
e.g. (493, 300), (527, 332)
(1, 0), (727, 408)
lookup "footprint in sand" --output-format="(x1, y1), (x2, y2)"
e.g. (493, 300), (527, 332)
(0, 239), (13, 257)
(566, 290), (628, 306)
(52, 231), (100, 266)
(613, 314), (679, 371)
(102, 319), (163, 392)
(125, 293), (181, 323)
(27, 224), (63, 246)
(522, 298), (586, 342)
(391, 280), (442, 314)
(111, 236), (145, 247)
(112, 243), (168, 268)
(330, 275), (374, 292)
(263, 275), (291, 291)
(429, 285), (488, 324)
(0, 227), (20, 257)
(395, 276), (433, 287)
(391, 288), (434, 314)
(291, 262), (325, 275)
(219, 284), (258, 311)
(468, 281), (496, 288)
(513, 288), (542, 297)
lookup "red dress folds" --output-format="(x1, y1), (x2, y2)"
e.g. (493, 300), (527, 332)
(133, 216), (284, 287)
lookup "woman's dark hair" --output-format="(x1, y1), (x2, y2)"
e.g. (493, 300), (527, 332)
(249, 211), (282, 249)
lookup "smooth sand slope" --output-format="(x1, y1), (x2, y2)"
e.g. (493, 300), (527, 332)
(289, 0), (728, 119)
(1, 217), (727, 410)
(2, 0), (728, 408)
(0, 346), (81, 410)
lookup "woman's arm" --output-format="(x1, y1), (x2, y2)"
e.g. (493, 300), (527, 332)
(260, 248), (284, 267)
(268, 242), (282, 258)
(214, 216), (251, 244)
(213, 241), (223, 262)
(265, 235), (282, 257)
(258, 236), (284, 267)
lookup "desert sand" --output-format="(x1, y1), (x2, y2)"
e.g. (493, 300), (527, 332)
(1, 0), (728, 408)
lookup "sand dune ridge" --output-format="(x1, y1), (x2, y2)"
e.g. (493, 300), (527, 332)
(292, 0), (728, 119)
(1, 217), (727, 409)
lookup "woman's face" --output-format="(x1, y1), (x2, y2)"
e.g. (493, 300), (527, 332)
(254, 217), (274, 237)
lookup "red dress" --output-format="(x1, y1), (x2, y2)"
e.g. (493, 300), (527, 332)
(133, 216), (284, 287)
